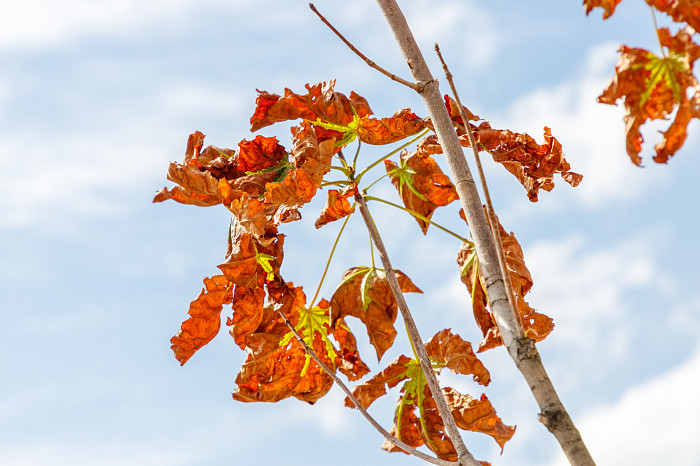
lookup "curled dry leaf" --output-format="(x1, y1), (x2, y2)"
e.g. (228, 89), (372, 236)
(348, 329), (504, 461)
(314, 184), (358, 228)
(442, 388), (516, 452)
(250, 80), (372, 133)
(456, 210), (553, 351)
(646, 0), (700, 31)
(251, 80), (426, 147)
(329, 267), (422, 361)
(233, 283), (368, 404)
(418, 124), (581, 202)
(583, 0), (623, 19)
(598, 27), (700, 165)
(170, 275), (233, 365)
(355, 108), (429, 145)
(425, 328), (491, 386)
(233, 284), (334, 404)
(385, 149), (458, 234)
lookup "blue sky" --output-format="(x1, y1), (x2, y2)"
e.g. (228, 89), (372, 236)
(2, 1), (700, 465)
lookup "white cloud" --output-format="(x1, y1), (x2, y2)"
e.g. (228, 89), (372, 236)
(524, 233), (659, 376)
(546, 343), (700, 466)
(0, 0), (247, 50)
(403, 0), (499, 70)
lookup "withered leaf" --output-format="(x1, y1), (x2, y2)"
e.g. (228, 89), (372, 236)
(331, 313), (371, 381)
(233, 284), (335, 404)
(583, 0), (623, 19)
(170, 275), (233, 365)
(356, 108), (429, 145)
(345, 354), (413, 409)
(443, 388), (516, 452)
(236, 135), (287, 173)
(385, 149), (458, 234)
(329, 266), (422, 361)
(598, 27), (700, 164)
(370, 350), (513, 461)
(314, 184), (358, 228)
(456, 210), (553, 351)
(425, 329), (491, 386)
(444, 94), (481, 127)
(250, 80), (372, 133)
(418, 125), (581, 202)
(646, 0), (700, 31)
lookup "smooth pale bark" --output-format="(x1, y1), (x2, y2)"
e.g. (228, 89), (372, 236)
(355, 193), (481, 466)
(374, 1), (596, 465)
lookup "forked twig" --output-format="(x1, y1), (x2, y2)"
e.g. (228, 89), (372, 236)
(434, 43), (523, 335)
(308, 3), (419, 91)
(279, 311), (456, 466)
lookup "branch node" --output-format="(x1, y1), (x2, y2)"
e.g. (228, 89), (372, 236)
(416, 78), (438, 94)
(515, 336), (538, 360)
(538, 407), (565, 433)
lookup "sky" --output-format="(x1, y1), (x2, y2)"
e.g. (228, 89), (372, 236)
(1, 1), (699, 465)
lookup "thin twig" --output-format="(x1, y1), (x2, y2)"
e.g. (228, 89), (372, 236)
(279, 312), (455, 466)
(375, 1), (595, 463)
(309, 3), (419, 91)
(354, 192), (480, 466)
(650, 6), (667, 58)
(434, 43), (523, 336)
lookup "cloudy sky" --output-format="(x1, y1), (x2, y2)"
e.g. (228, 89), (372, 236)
(2, 1), (699, 465)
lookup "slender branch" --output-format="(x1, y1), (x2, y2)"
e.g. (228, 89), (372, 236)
(279, 311), (455, 466)
(374, 1), (596, 465)
(434, 43), (523, 335)
(365, 195), (471, 244)
(354, 192), (481, 466)
(310, 210), (353, 307)
(309, 3), (419, 91)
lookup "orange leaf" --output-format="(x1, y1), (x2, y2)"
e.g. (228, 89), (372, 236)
(583, 0), (623, 18)
(443, 388), (516, 452)
(456, 210), (553, 351)
(314, 184), (358, 228)
(170, 275), (233, 365)
(598, 27), (700, 164)
(331, 314), (371, 381)
(329, 267), (422, 361)
(236, 135), (287, 173)
(227, 285), (266, 349)
(425, 329), (491, 386)
(385, 149), (458, 234)
(646, 0), (700, 30)
(250, 80), (372, 133)
(355, 108), (428, 145)
(233, 283), (335, 403)
(345, 354), (413, 409)
(418, 125), (581, 202)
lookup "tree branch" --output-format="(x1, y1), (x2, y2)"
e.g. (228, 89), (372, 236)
(308, 3), (419, 92)
(354, 193), (481, 466)
(279, 311), (456, 466)
(434, 43), (523, 335)
(374, 1), (596, 465)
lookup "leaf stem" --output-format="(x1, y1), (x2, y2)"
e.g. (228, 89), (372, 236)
(650, 6), (667, 58)
(278, 311), (455, 466)
(365, 195), (471, 244)
(352, 139), (362, 171)
(354, 129), (430, 184)
(310, 210), (353, 308)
